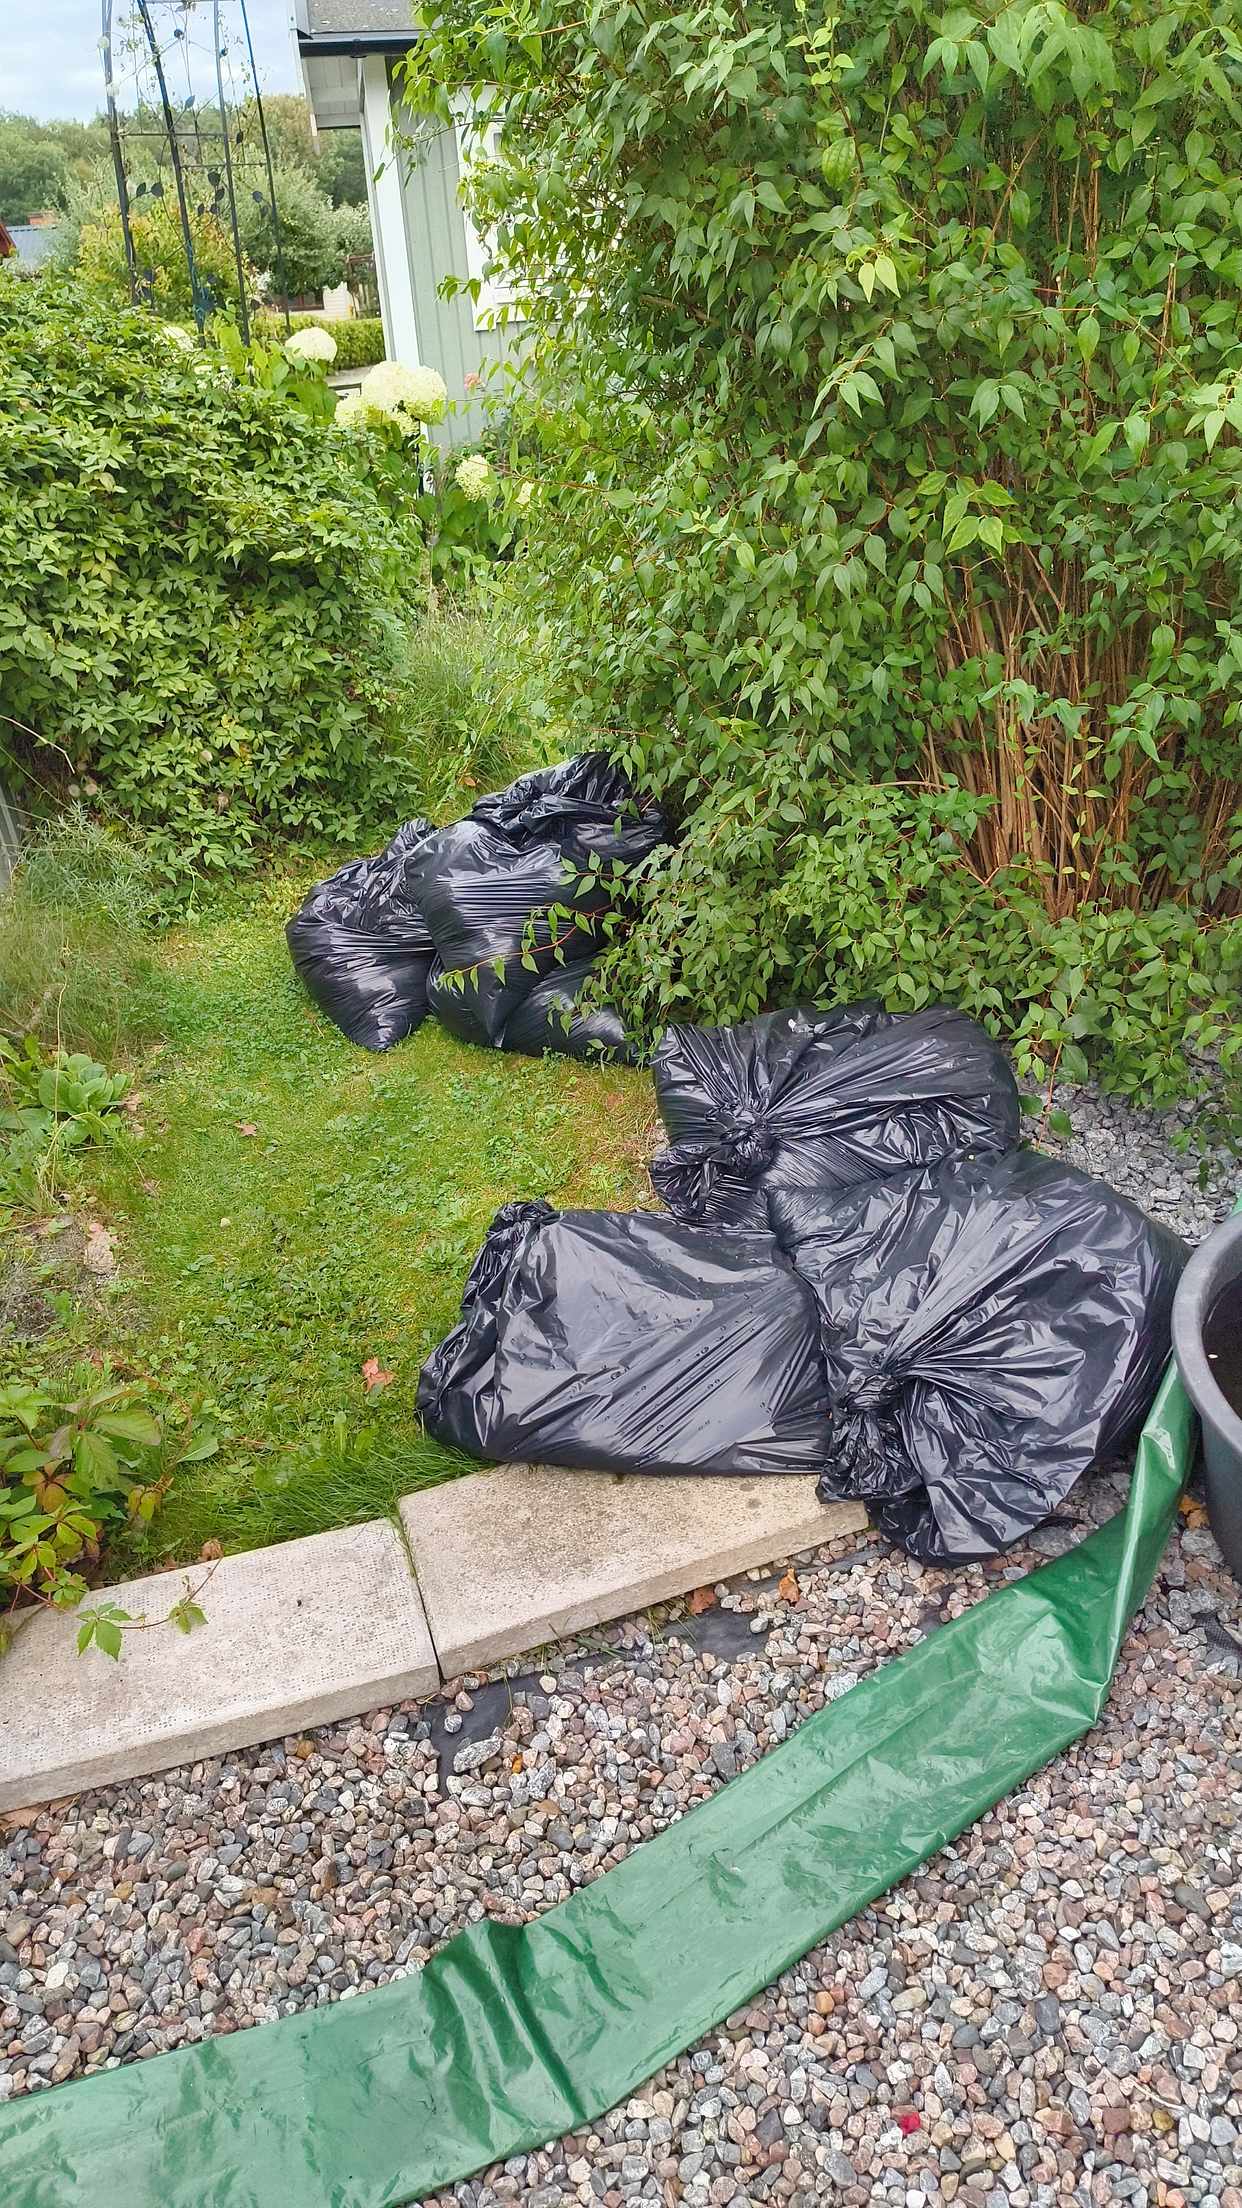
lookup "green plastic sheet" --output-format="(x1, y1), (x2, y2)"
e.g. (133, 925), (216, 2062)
(1, 1364), (1192, 2208)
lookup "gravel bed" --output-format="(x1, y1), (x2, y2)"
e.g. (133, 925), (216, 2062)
(1037, 1081), (1236, 1248)
(2, 1088), (1240, 2208)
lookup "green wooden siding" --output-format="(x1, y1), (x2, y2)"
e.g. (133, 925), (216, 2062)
(390, 72), (516, 444)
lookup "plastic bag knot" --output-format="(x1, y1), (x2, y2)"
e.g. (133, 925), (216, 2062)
(844, 1371), (900, 1413)
(714, 1111), (778, 1181)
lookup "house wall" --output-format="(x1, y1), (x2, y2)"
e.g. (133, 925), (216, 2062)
(388, 69), (519, 445)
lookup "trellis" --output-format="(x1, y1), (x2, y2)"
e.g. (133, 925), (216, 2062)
(99, 0), (290, 341)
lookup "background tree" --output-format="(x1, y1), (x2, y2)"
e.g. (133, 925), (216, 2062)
(0, 114), (68, 222)
(239, 95), (369, 207)
(238, 163), (347, 299)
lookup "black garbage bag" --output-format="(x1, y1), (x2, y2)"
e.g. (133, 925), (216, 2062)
(426, 957), (635, 1061)
(418, 1200), (833, 1475)
(286, 819), (437, 1051)
(768, 1149), (1186, 1563)
(650, 1004), (1021, 1228)
(410, 754), (665, 1049)
(495, 961), (639, 1064)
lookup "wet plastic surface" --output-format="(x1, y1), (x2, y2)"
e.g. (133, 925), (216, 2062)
(0, 1366), (1191, 2207)
(496, 959), (639, 1063)
(285, 819), (437, 1052)
(650, 1004), (1020, 1227)
(410, 755), (664, 1048)
(770, 1150), (1186, 1562)
(418, 1200), (832, 1473)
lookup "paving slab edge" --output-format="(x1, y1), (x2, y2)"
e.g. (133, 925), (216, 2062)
(0, 1468), (868, 1816)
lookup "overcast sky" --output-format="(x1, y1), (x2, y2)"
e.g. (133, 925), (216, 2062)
(9, 0), (302, 124)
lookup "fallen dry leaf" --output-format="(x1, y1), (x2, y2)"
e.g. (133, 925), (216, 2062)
(778, 1569), (800, 1604)
(81, 1222), (117, 1277)
(1179, 1495), (1209, 1527)
(362, 1356), (395, 1394)
(199, 1538), (223, 1562)
(687, 1585), (716, 1615)
(235, 1121), (260, 1138)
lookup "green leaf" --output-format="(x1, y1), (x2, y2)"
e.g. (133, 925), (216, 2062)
(1121, 413), (1149, 463)
(177, 1432), (220, 1465)
(94, 1409), (162, 1450)
(74, 1430), (120, 1485)
(1077, 315), (1100, 366)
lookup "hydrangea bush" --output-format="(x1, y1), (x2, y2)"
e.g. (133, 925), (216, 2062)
(402, 0), (1242, 1109)
(336, 359), (449, 435)
(285, 324), (338, 365)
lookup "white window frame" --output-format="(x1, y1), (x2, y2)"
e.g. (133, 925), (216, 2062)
(452, 99), (522, 330)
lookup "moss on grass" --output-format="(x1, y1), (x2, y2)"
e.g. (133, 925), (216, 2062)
(74, 873), (655, 1565)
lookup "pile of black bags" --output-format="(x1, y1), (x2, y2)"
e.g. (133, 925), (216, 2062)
(421, 998), (1185, 1562)
(286, 755), (664, 1059)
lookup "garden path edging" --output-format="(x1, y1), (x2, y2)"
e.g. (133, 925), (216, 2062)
(0, 1470), (866, 1815)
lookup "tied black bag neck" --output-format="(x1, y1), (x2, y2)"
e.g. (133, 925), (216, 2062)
(650, 1003), (1022, 1227)
(769, 1150), (1186, 1562)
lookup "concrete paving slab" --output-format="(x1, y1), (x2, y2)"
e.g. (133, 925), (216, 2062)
(0, 1518), (438, 1814)
(402, 1467), (868, 1677)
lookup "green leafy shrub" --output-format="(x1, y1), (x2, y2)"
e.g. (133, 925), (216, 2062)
(0, 1363), (212, 1655)
(0, 1035), (130, 1215)
(75, 193), (252, 321)
(0, 1369), (165, 1634)
(417, 447), (523, 589)
(256, 311), (386, 369)
(0, 279), (424, 881)
(403, 0), (1242, 1105)
(238, 163), (347, 298)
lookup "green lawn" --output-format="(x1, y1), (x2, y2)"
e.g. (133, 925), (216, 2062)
(70, 874), (653, 1567)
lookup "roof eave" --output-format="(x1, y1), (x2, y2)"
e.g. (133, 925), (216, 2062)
(295, 27), (415, 55)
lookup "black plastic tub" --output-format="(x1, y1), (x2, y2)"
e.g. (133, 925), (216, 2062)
(1171, 1209), (1242, 1585)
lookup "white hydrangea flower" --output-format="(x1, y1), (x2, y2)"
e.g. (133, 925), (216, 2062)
(455, 452), (494, 501)
(334, 389), (369, 428)
(285, 324), (338, 365)
(158, 323), (196, 351)
(360, 359), (447, 425)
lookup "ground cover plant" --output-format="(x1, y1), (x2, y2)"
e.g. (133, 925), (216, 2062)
(403, 0), (1242, 1112)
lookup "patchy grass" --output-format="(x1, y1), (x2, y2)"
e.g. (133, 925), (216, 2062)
(0, 808), (168, 1060)
(57, 871), (654, 1567)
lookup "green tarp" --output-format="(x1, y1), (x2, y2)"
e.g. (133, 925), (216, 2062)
(0, 1363), (1192, 2208)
